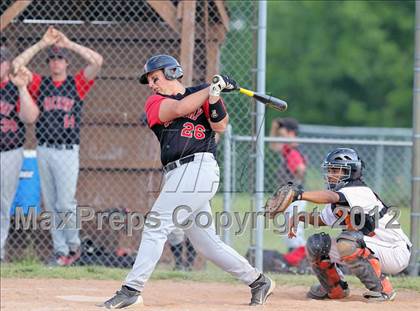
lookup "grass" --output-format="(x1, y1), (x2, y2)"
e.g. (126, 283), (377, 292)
(210, 193), (412, 254)
(2, 193), (418, 293)
(1, 260), (419, 291)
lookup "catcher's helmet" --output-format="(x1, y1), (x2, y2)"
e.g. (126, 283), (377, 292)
(139, 54), (183, 84)
(321, 148), (363, 190)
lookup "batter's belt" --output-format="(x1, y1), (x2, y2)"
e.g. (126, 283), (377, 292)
(163, 152), (215, 173)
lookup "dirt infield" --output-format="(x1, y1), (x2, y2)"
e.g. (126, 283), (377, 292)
(1, 278), (420, 311)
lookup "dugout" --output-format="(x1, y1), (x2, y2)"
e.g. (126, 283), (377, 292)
(1, 0), (229, 266)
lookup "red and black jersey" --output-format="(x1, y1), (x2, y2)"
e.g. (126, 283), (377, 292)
(30, 71), (94, 145)
(145, 84), (218, 166)
(0, 80), (25, 151)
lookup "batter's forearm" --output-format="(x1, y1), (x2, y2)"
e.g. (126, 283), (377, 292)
(209, 114), (229, 133)
(174, 87), (210, 116)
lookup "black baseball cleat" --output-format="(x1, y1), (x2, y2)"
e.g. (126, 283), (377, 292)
(249, 274), (276, 306)
(98, 286), (143, 309)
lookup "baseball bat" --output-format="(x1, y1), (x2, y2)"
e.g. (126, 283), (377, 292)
(212, 76), (288, 112)
(237, 88), (287, 112)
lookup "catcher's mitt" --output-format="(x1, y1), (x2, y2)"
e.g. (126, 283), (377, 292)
(265, 182), (303, 219)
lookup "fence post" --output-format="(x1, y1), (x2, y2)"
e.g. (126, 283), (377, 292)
(409, 0), (420, 277)
(374, 137), (384, 194)
(254, 0), (267, 272)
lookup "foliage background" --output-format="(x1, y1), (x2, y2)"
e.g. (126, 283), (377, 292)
(265, 0), (415, 129)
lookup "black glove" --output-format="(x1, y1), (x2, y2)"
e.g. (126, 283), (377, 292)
(220, 75), (238, 93)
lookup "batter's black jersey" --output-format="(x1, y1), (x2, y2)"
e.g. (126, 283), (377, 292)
(144, 84), (218, 166)
(36, 76), (84, 145)
(0, 81), (25, 151)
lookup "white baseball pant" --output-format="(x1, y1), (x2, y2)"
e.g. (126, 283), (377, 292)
(124, 153), (260, 291)
(0, 147), (23, 260)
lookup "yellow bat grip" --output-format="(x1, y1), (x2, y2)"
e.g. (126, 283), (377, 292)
(239, 88), (254, 97)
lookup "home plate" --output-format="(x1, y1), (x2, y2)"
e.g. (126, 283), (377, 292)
(57, 295), (105, 302)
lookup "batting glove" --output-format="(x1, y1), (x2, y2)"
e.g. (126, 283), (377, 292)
(209, 75), (227, 97)
(220, 75), (238, 93)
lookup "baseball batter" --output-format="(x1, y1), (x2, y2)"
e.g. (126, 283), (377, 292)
(101, 55), (275, 309)
(287, 148), (411, 301)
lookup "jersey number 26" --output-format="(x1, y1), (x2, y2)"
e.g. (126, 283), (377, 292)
(181, 122), (205, 140)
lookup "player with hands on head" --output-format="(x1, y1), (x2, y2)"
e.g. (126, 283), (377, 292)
(267, 147), (411, 301)
(1, 46), (38, 262)
(12, 26), (103, 267)
(101, 54), (275, 309)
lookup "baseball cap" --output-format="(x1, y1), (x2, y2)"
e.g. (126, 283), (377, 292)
(46, 46), (69, 61)
(0, 47), (12, 63)
(277, 117), (299, 132)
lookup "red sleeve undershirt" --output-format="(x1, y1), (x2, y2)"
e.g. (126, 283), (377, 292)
(145, 94), (166, 127)
(29, 70), (94, 102)
(202, 99), (210, 118)
(74, 70), (95, 99)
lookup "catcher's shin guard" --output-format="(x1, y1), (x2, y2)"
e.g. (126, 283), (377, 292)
(306, 233), (349, 299)
(337, 231), (395, 301)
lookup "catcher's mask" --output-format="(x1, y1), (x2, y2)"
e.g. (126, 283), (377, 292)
(139, 54), (183, 84)
(321, 148), (363, 190)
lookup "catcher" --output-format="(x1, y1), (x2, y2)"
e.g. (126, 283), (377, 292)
(265, 147), (411, 301)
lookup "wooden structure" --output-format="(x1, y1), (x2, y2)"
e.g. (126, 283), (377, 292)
(1, 0), (229, 264)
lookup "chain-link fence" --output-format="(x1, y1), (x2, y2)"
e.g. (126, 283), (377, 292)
(0, 0), (259, 269)
(1, 1), (413, 275)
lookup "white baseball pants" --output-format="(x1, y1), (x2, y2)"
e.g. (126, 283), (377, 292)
(0, 147), (23, 260)
(124, 153), (260, 291)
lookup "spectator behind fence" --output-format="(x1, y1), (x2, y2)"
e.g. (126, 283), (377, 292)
(12, 27), (103, 266)
(269, 117), (307, 268)
(1, 46), (39, 262)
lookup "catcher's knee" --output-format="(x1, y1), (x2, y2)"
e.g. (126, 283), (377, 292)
(336, 231), (365, 260)
(336, 231), (385, 292)
(306, 232), (331, 262)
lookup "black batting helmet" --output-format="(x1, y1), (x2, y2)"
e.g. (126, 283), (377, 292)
(321, 147), (364, 190)
(139, 54), (183, 84)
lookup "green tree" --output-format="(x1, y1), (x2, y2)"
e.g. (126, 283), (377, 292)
(266, 0), (415, 128)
